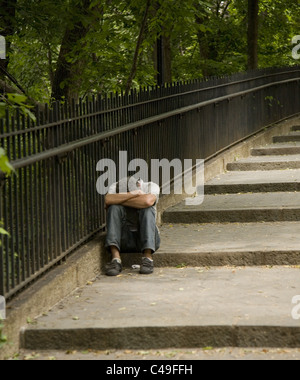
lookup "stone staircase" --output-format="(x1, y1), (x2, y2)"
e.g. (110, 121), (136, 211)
(21, 124), (300, 353)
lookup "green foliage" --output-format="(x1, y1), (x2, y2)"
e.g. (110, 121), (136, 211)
(0, 149), (12, 245)
(0, 93), (36, 122)
(0, 148), (14, 176)
(258, 0), (299, 67)
(2, 0), (300, 102)
(0, 320), (7, 349)
(0, 93), (30, 245)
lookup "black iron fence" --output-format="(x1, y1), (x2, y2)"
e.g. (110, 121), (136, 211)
(1, 66), (300, 299)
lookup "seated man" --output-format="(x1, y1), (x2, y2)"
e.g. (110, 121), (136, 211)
(105, 176), (161, 276)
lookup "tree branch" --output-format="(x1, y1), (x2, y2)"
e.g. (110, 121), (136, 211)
(0, 64), (27, 95)
(221, 0), (232, 18)
(0, 74), (45, 111)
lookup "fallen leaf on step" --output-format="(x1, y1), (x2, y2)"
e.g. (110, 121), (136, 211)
(66, 350), (77, 355)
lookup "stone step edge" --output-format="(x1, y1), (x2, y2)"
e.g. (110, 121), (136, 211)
(205, 182), (300, 194)
(273, 135), (300, 143)
(251, 147), (300, 156)
(163, 208), (300, 223)
(119, 250), (300, 269)
(21, 325), (300, 351)
(227, 161), (300, 171)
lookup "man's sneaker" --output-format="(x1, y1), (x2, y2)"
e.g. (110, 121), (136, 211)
(106, 258), (122, 276)
(140, 257), (154, 275)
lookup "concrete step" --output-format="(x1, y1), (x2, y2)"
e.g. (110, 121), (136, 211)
(291, 125), (300, 132)
(127, 221), (300, 267)
(227, 155), (300, 171)
(163, 192), (300, 223)
(21, 266), (300, 350)
(205, 170), (300, 194)
(251, 143), (300, 156)
(273, 132), (300, 143)
(17, 347), (300, 360)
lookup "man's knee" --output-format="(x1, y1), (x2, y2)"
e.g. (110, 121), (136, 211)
(139, 206), (155, 219)
(108, 204), (126, 217)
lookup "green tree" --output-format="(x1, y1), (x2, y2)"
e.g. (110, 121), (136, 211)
(51, 0), (100, 101)
(1, 0), (299, 103)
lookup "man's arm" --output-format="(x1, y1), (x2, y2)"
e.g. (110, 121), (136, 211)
(105, 191), (157, 209)
(105, 193), (137, 206)
(122, 194), (157, 209)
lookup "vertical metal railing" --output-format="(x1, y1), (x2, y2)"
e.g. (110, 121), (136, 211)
(1, 66), (300, 299)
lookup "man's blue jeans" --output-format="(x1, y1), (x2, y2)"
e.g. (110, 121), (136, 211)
(105, 205), (161, 254)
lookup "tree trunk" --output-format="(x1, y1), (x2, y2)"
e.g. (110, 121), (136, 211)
(151, 0), (172, 87)
(154, 34), (172, 86)
(51, 0), (92, 102)
(125, 0), (151, 94)
(163, 34), (172, 84)
(195, 14), (212, 77)
(194, 1), (219, 78)
(247, 0), (259, 70)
